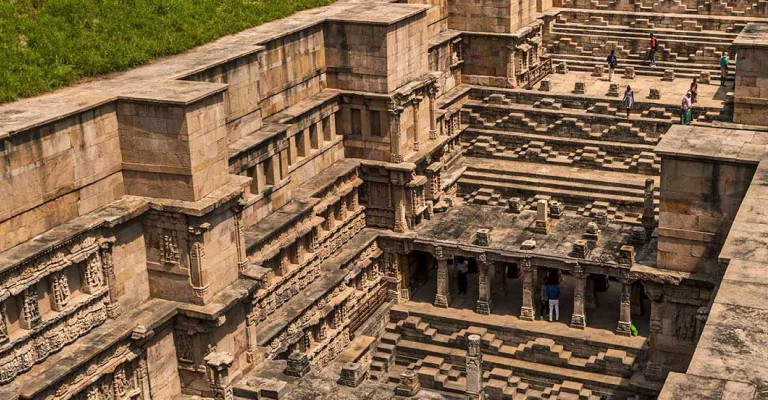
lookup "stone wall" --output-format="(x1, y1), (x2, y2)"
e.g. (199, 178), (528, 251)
(0, 103), (123, 252)
(733, 23), (768, 126)
(449, 0), (537, 33)
(146, 324), (183, 399)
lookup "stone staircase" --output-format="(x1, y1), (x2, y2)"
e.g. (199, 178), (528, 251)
(379, 314), (641, 399)
(548, 21), (737, 80)
(560, 0), (768, 17)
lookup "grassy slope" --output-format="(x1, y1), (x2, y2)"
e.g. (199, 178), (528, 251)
(0, 0), (335, 103)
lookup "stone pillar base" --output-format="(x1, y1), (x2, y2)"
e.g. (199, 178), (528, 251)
(476, 300), (492, 315)
(520, 307), (535, 321)
(616, 321), (632, 337)
(570, 314), (586, 329)
(434, 294), (451, 308)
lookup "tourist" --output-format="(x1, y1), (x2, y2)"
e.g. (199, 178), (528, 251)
(600, 395), (609, 400)
(623, 86), (634, 119)
(720, 52), (729, 86)
(546, 282), (560, 322)
(648, 33), (658, 67)
(681, 91), (693, 125)
(457, 258), (469, 295)
(630, 322), (639, 337)
(539, 282), (549, 320)
(606, 49), (618, 82)
(690, 77), (698, 104)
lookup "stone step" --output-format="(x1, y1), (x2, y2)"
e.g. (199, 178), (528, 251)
(462, 158), (651, 190)
(461, 170), (646, 199)
(550, 54), (735, 78)
(394, 339), (632, 391)
(552, 23), (738, 41)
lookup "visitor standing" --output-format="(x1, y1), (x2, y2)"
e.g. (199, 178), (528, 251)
(546, 282), (561, 322)
(690, 77), (698, 104)
(648, 33), (658, 67)
(457, 258), (468, 295)
(623, 86), (634, 119)
(681, 91), (693, 125)
(720, 52), (729, 86)
(539, 283), (549, 320)
(606, 49), (618, 82)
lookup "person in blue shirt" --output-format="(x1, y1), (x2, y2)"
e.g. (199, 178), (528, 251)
(546, 282), (560, 322)
(720, 52), (729, 86)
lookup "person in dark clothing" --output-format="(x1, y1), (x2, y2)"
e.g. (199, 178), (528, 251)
(539, 283), (549, 320)
(648, 33), (658, 67)
(606, 50), (618, 82)
(457, 258), (468, 295)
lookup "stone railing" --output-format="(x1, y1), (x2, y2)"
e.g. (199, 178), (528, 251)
(518, 55), (553, 88)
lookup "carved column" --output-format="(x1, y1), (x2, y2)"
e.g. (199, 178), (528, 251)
(204, 351), (235, 400)
(616, 276), (634, 336)
(520, 258), (535, 321)
(0, 302), (8, 344)
(392, 177), (408, 233)
(339, 196), (349, 221)
(644, 283), (664, 381)
(351, 187), (360, 210)
(233, 205), (248, 274)
(50, 270), (70, 312)
(99, 239), (121, 318)
(506, 45), (517, 87)
(20, 285), (41, 329)
(642, 178), (655, 234)
(428, 84), (438, 140)
(82, 253), (105, 294)
(434, 247), (450, 308)
(412, 98), (421, 152)
(133, 327), (154, 400)
(188, 223), (211, 303)
(465, 334), (484, 399)
(245, 304), (260, 364)
(388, 102), (404, 163)
(476, 254), (493, 315)
(570, 265), (587, 329)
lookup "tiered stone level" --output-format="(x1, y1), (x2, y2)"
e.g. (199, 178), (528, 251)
(0, 0), (767, 399)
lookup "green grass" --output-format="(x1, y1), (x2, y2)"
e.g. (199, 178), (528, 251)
(0, 0), (336, 103)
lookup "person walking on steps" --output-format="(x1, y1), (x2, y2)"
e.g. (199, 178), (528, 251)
(607, 49), (618, 82)
(546, 282), (561, 322)
(681, 91), (693, 125)
(457, 258), (468, 295)
(720, 52), (729, 86)
(690, 77), (699, 104)
(623, 86), (634, 119)
(539, 282), (549, 320)
(649, 33), (658, 67)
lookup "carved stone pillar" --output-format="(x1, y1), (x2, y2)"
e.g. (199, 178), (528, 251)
(204, 351), (235, 400)
(520, 258), (536, 321)
(465, 334), (484, 399)
(388, 103), (404, 163)
(50, 270), (70, 312)
(188, 223), (211, 302)
(245, 304), (260, 364)
(570, 266), (587, 329)
(644, 283), (664, 380)
(506, 45), (517, 87)
(617, 277), (634, 336)
(232, 205), (248, 274)
(0, 303), (8, 344)
(392, 181), (408, 233)
(351, 187), (360, 210)
(412, 98), (421, 152)
(98, 239), (121, 318)
(434, 247), (450, 308)
(476, 255), (493, 315)
(339, 197), (349, 221)
(384, 251), (402, 302)
(326, 208), (336, 231)
(428, 84), (439, 140)
(20, 285), (41, 329)
(82, 252), (105, 295)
